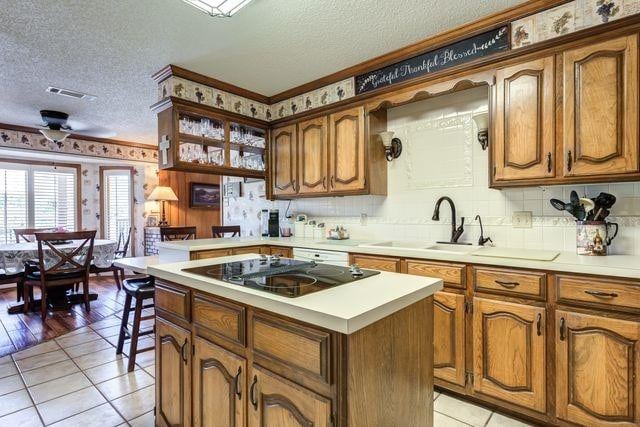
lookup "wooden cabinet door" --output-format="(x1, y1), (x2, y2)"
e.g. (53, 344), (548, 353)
(298, 117), (328, 195)
(563, 35), (639, 177)
(271, 125), (298, 196)
(156, 317), (191, 427)
(556, 310), (640, 426)
(434, 292), (466, 386)
(329, 107), (366, 193)
(247, 365), (332, 427)
(472, 298), (546, 413)
(268, 246), (292, 258)
(494, 56), (555, 181)
(193, 337), (247, 427)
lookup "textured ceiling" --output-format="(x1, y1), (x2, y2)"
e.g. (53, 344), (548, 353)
(0, 0), (525, 145)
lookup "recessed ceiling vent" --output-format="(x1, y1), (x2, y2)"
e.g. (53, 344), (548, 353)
(45, 86), (97, 101)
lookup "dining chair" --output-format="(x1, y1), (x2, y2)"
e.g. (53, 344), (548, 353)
(14, 228), (56, 243)
(90, 227), (131, 290)
(160, 226), (197, 241)
(211, 225), (241, 238)
(22, 230), (96, 320)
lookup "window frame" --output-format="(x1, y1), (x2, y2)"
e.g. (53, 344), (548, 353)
(0, 157), (81, 238)
(99, 166), (134, 256)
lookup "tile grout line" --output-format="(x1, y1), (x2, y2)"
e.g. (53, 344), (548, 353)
(3, 356), (48, 426)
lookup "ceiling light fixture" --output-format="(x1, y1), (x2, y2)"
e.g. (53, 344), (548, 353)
(182, 0), (254, 17)
(39, 129), (71, 143)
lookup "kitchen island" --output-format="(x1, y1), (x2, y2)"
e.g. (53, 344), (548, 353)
(148, 254), (443, 427)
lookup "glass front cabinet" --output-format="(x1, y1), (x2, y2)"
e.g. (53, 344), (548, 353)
(155, 97), (267, 178)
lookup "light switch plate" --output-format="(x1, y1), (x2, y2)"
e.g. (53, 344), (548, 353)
(513, 211), (533, 228)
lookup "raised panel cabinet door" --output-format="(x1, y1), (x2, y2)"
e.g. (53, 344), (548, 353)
(271, 125), (298, 196)
(472, 298), (546, 413)
(563, 35), (639, 177)
(247, 365), (332, 427)
(434, 292), (466, 386)
(329, 106), (366, 192)
(298, 116), (328, 194)
(193, 337), (247, 427)
(156, 317), (191, 427)
(556, 310), (640, 426)
(349, 254), (401, 272)
(494, 56), (556, 181)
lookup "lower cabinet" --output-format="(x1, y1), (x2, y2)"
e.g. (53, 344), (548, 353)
(248, 365), (332, 427)
(268, 246), (293, 258)
(156, 318), (192, 427)
(349, 253), (401, 272)
(193, 337), (246, 427)
(433, 292), (466, 386)
(556, 310), (640, 426)
(472, 298), (546, 413)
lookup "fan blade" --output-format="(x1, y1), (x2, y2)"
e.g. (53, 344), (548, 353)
(66, 119), (117, 138)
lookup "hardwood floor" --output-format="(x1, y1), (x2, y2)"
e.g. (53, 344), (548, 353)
(0, 276), (127, 357)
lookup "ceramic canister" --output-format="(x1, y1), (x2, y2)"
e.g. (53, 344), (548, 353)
(576, 221), (619, 256)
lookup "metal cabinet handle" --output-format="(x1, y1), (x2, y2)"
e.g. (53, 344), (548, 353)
(559, 317), (566, 341)
(292, 179), (297, 192)
(180, 339), (188, 364)
(234, 367), (242, 399)
(322, 176), (327, 189)
(546, 152), (552, 173)
(536, 313), (542, 336)
(495, 280), (520, 289)
(567, 151), (573, 172)
(585, 290), (618, 298)
(330, 176), (335, 188)
(249, 375), (258, 410)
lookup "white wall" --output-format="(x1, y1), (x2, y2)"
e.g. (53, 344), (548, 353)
(224, 87), (640, 255)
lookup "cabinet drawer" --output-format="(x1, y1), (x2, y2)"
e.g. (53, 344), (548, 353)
(406, 260), (465, 289)
(251, 312), (332, 384)
(556, 275), (640, 311)
(268, 246), (292, 258)
(473, 267), (546, 299)
(193, 294), (246, 346)
(350, 254), (401, 272)
(191, 249), (232, 260)
(231, 246), (264, 255)
(155, 281), (191, 321)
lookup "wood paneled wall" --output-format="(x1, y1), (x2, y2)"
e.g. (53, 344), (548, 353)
(158, 170), (222, 238)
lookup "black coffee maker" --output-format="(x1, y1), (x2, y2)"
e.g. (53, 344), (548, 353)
(268, 209), (280, 237)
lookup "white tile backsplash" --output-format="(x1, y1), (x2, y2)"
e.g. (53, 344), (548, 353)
(224, 87), (640, 255)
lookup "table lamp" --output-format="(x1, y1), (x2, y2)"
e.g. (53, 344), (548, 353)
(148, 186), (178, 226)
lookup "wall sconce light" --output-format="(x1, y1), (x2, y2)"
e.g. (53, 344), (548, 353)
(379, 131), (402, 161)
(472, 112), (489, 151)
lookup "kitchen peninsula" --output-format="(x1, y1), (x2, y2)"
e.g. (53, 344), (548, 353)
(148, 253), (442, 426)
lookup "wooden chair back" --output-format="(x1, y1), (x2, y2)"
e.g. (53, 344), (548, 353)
(14, 228), (56, 243)
(34, 231), (96, 279)
(211, 225), (241, 238)
(160, 226), (197, 241)
(114, 227), (132, 258)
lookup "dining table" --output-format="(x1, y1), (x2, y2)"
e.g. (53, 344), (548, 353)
(0, 239), (117, 314)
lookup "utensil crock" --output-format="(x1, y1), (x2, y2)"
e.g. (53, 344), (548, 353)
(576, 221), (619, 256)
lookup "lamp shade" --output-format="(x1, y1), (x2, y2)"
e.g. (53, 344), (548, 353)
(472, 112), (489, 131)
(379, 131), (395, 148)
(148, 186), (178, 202)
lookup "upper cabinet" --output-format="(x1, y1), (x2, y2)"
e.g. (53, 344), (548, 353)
(494, 56), (556, 183)
(329, 107), (366, 193)
(155, 97), (267, 179)
(563, 35), (639, 178)
(271, 124), (298, 197)
(270, 106), (386, 199)
(491, 34), (640, 187)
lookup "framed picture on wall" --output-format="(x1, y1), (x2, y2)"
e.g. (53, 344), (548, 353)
(189, 182), (220, 208)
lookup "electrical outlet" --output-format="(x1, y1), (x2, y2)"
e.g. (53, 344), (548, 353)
(360, 213), (368, 226)
(512, 211), (533, 228)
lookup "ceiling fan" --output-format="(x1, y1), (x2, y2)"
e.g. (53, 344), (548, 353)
(37, 110), (115, 143)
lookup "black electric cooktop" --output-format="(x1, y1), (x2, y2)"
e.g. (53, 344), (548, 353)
(182, 256), (380, 298)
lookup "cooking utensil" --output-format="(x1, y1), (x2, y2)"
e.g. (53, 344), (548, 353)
(564, 191), (586, 220)
(579, 198), (595, 213)
(593, 192), (617, 210)
(550, 199), (567, 211)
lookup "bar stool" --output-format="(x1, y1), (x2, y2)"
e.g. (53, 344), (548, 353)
(116, 276), (155, 372)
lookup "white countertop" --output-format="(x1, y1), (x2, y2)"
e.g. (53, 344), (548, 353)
(157, 236), (640, 280)
(114, 256), (159, 274)
(147, 254), (443, 334)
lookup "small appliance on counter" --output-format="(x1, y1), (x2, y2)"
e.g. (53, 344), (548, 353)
(260, 209), (269, 237)
(268, 209), (280, 237)
(549, 191), (619, 256)
(326, 225), (349, 240)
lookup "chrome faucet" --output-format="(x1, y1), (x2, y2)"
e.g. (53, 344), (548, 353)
(432, 196), (466, 243)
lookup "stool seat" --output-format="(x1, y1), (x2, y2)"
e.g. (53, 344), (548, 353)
(123, 277), (154, 297)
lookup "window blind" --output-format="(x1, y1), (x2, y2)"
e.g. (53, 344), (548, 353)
(103, 169), (132, 253)
(33, 169), (76, 230)
(0, 168), (28, 244)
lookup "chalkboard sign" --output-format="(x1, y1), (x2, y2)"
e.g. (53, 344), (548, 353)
(355, 26), (510, 95)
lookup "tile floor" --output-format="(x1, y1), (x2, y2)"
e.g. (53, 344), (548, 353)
(0, 314), (533, 426)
